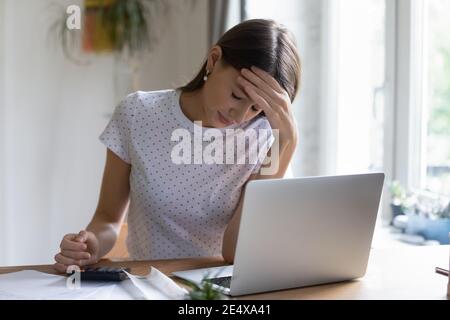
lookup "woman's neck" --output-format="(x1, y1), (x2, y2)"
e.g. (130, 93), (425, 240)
(179, 89), (211, 127)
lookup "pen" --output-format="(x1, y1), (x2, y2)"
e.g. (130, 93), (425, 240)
(435, 267), (449, 277)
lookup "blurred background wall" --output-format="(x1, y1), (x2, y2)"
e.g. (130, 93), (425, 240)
(2, 0), (323, 265)
(2, 0), (450, 265)
(0, 0), (208, 265)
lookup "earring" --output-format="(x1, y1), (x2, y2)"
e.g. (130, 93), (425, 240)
(203, 70), (210, 81)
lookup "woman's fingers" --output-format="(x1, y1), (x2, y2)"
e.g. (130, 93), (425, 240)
(62, 233), (77, 242)
(237, 77), (273, 114)
(239, 79), (276, 117)
(60, 235), (88, 251)
(240, 67), (291, 110)
(54, 252), (87, 266)
(241, 68), (280, 100)
(246, 87), (280, 122)
(54, 231), (93, 273)
(53, 262), (68, 273)
(54, 252), (78, 266)
(75, 230), (89, 243)
(250, 66), (286, 94)
(60, 249), (91, 260)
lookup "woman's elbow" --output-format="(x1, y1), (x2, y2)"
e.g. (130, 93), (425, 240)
(222, 248), (235, 264)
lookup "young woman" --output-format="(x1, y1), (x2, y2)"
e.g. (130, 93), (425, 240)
(53, 18), (301, 272)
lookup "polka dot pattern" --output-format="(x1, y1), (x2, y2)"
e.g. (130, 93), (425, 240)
(98, 89), (274, 260)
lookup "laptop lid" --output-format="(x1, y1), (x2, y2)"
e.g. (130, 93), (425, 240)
(229, 173), (385, 296)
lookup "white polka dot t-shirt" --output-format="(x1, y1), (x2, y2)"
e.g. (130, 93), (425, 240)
(99, 89), (274, 260)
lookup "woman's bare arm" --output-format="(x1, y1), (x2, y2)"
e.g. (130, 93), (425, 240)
(86, 148), (131, 258)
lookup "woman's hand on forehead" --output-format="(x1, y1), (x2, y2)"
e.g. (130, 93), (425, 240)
(236, 66), (297, 147)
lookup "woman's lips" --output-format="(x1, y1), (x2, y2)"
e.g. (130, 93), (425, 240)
(217, 111), (234, 126)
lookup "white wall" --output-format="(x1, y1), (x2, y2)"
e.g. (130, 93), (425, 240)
(0, 0), (7, 266)
(1, 0), (208, 266)
(137, 0), (209, 90)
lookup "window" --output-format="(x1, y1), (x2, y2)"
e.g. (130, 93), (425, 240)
(420, 0), (450, 196)
(334, 0), (386, 175)
(400, 0), (450, 196)
(244, 0), (388, 179)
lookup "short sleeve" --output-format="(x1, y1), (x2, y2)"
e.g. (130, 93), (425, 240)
(251, 117), (275, 174)
(98, 93), (138, 164)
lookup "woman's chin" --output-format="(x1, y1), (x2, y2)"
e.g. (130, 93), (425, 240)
(216, 111), (234, 127)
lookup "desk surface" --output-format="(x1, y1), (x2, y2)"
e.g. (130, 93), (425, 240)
(1, 246), (449, 300)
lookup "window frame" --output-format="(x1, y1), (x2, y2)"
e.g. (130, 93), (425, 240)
(320, 0), (393, 221)
(391, 0), (449, 197)
(320, 0), (434, 220)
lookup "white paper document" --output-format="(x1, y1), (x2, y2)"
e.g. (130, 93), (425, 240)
(0, 267), (188, 300)
(124, 267), (188, 300)
(0, 270), (116, 300)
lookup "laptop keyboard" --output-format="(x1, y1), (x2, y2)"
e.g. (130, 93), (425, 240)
(206, 276), (232, 288)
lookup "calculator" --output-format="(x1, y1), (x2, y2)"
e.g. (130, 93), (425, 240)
(67, 267), (130, 282)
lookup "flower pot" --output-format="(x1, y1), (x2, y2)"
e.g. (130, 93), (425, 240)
(405, 214), (450, 244)
(391, 203), (405, 216)
(390, 203), (405, 224)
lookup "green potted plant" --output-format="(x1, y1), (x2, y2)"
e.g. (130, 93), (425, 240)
(388, 181), (409, 220)
(178, 272), (228, 300)
(49, 0), (196, 95)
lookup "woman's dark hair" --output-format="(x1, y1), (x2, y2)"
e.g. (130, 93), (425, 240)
(177, 18), (302, 103)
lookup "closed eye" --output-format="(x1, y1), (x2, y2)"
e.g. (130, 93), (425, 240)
(232, 92), (260, 113)
(231, 92), (243, 100)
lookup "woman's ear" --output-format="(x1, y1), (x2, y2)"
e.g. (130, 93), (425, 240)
(206, 45), (223, 73)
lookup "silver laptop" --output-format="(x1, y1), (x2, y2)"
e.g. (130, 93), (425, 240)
(172, 173), (385, 296)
